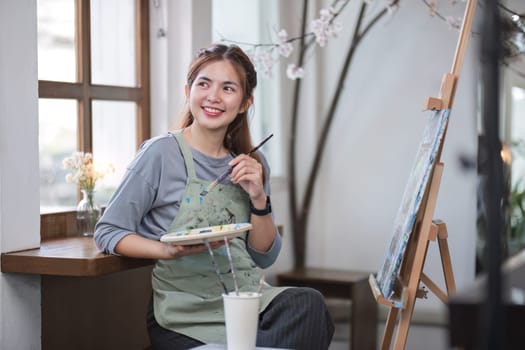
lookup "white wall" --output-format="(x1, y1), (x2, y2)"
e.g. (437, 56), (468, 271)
(0, 0), (42, 348)
(150, 0), (212, 137)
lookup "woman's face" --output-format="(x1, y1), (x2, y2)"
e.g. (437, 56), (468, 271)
(186, 60), (250, 132)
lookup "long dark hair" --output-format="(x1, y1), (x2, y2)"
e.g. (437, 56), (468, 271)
(179, 44), (266, 180)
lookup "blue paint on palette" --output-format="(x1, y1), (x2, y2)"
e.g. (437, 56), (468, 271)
(185, 197), (191, 203)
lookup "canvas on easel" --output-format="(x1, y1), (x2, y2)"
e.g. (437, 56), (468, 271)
(368, 0), (478, 349)
(375, 108), (450, 300)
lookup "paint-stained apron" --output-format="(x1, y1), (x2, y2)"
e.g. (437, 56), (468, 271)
(152, 131), (286, 344)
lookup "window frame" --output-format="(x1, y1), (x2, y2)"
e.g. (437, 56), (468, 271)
(38, 0), (151, 219)
(38, 0), (150, 159)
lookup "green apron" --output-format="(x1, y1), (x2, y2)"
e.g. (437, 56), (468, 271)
(152, 131), (286, 344)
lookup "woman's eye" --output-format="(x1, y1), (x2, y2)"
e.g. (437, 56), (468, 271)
(197, 81), (208, 88)
(224, 86), (234, 92)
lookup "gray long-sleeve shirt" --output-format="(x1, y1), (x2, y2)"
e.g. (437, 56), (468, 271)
(94, 132), (281, 268)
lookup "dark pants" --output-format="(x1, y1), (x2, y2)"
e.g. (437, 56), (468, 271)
(147, 287), (334, 350)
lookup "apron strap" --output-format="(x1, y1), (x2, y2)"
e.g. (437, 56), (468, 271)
(170, 130), (197, 180)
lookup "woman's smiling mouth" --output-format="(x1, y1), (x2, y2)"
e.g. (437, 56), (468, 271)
(203, 106), (225, 116)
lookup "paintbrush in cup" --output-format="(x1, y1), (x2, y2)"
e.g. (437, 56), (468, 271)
(200, 133), (274, 197)
(257, 275), (265, 295)
(203, 239), (229, 294)
(223, 237), (239, 295)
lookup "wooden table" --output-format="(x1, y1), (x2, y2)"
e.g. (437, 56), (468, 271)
(277, 267), (378, 350)
(1, 237), (154, 350)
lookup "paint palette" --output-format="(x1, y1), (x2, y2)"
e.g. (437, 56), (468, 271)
(160, 223), (252, 245)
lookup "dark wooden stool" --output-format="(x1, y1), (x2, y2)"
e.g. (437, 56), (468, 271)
(277, 267), (378, 350)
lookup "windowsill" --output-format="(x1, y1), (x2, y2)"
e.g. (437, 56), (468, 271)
(0, 236), (153, 276)
(39, 206), (77, 215)
(1, 210), (153, 277)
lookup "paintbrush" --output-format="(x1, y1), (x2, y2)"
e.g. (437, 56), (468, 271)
(223, 237), (239, 295)
(257, 274), (265, 295)
(200, 133), (274, 197)
(203, 239), (229, 295)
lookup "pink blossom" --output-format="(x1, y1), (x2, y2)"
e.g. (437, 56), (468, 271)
(252, 48), (276, 77)
(286, 64), (304, 80)
(386, 1), (399, 15)
(428, 1), (438, 16)
(445, 16), (462, 29)
(311, 6), (342, 47)
(277, 29), (294, 58)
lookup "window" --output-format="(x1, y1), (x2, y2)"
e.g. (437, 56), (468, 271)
(37, 0), (150, 212)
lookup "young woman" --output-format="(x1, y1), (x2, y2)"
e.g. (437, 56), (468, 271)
(94, 44), (334, 350)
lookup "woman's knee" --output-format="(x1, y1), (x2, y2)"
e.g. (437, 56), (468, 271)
(286, 287), (328, 312)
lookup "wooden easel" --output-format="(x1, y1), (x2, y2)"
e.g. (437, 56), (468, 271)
(368, 0), (478, 349)
(369, 162), (456, 350)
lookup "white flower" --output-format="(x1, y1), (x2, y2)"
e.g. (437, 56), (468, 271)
(65, 173), (74, 183)
(63, 152), (114, 191)
(286, 64), (304, 80)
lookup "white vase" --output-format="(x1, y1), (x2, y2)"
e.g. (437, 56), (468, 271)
(76, 189), (101, 237)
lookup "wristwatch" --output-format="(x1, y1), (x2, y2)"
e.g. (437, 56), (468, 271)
(250, 196), (272, 216)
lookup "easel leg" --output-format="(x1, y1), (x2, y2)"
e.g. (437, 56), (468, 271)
(390, 232), (433, 350)
(393, 294), (417, 350)
(381, 307), (398, 350)
(436, 223), (456, 294)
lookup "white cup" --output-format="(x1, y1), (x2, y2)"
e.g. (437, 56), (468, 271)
(222, 291), (261, 350)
